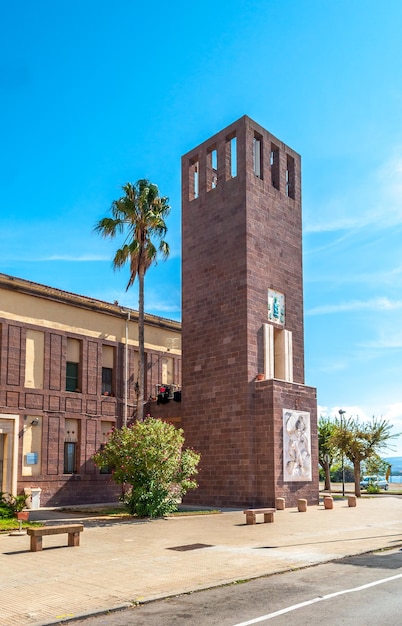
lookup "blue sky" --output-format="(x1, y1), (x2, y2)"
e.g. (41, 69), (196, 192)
(2, 1), (402, 455)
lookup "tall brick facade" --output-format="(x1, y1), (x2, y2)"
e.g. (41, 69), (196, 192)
(181, 116), (318, 507)
(0, 274), (182, 506)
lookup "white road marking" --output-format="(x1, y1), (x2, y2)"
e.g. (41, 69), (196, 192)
(232, 573), (402, 625)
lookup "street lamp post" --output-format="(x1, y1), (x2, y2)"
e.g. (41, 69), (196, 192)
(339, 409), (346, 496)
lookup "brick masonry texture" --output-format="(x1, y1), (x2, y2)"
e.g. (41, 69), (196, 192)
(181, 116), (318, 507)
(0, 314), (181, 506)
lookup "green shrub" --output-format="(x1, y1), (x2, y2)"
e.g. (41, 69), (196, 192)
(366, 482), (380, 494)
(93, 417), (200, 518)
(0, 504), (13, 519)
(0, 491), (26, 518)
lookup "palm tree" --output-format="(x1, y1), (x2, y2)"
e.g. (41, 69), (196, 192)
(94, 180), (170, 422)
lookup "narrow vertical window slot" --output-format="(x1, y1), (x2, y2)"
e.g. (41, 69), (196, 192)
(253, 134), (263, 179)
(270, 143), (280, 190)
(207, 147), (218, 190)
(286, 154), (295, 199)
(225, 134), (237, 180)
(230, 136), (237, 177)
(189, 158), (199, 200)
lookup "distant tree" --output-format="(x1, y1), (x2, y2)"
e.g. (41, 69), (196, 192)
(318, 416), (337, 490)
(94, 180), (170, 422)
(330, 463), (354, 483)
(330, 416), (399, 496)
(363, 454), (389, 476)
(93, 417), (200, 517)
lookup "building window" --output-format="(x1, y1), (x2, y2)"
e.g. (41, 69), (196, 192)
(66, 362), (78, 392)
(253, 134), (263, 179)
(230, 136), (237, 178)
(226, 134), (237, 180)
(66, 338), (81, 392)
(189, 157), (199, 200)
(102, 345), (114, 395)
(286, 154), (295, 199)
(207, 147), (218, 190)
(64, 418), (79, 474)
(102, 367), (113, 395)
(270, 143), (280, 190)
(64, 442), (77, 474)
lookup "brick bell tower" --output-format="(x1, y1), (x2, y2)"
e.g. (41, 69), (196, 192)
(181, 116), (318, 508)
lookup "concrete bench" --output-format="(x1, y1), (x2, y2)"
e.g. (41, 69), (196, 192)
(27, 524), (84, 552)
(243, 508), (276, 525)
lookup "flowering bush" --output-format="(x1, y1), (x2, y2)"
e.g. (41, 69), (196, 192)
(93, 416), (200, 518)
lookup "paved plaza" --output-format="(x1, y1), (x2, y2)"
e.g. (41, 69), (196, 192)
(1, 495), (402, 626)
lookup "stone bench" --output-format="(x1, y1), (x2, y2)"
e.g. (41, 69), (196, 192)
(27, 524), (84, 552)
(243, 508), (276, 525)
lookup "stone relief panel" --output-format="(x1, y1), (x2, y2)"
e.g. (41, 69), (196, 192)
(283, 409), (311, 481)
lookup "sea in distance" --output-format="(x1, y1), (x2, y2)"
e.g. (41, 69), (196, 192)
(388, 475), (402, 483)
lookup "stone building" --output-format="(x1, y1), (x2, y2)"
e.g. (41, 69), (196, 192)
(181, 116), (318, 508)
(0, 273), (182, 506)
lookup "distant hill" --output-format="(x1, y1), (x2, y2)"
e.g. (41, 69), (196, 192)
(385, 457), (402, 473)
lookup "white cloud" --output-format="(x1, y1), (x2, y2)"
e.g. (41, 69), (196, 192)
(318, 404), (402, 456)
(306, 297), (402, 316)
(318, 405), (370, 421)
(384, 403), (402, 429)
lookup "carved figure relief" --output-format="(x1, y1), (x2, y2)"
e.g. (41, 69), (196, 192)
(283, 409), (312, 481)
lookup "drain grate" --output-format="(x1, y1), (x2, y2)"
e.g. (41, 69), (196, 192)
(168, 543), (213, 552)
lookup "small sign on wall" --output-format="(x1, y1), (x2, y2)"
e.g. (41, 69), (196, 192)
(283, 409), (311, 481)
(25, 452), (38, 465)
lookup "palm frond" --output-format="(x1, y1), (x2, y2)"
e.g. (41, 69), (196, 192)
(95, 178), (170, 289)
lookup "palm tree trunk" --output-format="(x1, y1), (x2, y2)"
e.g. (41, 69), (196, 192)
(137, 266), (145, 422)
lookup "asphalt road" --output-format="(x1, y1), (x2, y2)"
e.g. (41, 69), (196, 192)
(71, 547), (402, 626)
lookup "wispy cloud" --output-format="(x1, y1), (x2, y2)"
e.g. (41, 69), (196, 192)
(306, 297), (402, 316)
(43, 255), (111, 262)
(316, 359), (349, 373)
(359, 334), (402, 349)
(305, 152), (402, 235)
(305, 264), (402, 286)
